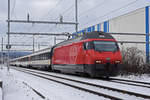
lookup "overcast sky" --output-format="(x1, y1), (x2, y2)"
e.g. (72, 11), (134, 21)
(0, 0), (150, 51)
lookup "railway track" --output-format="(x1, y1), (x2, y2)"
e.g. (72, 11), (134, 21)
(15, 67), (150, 89)
(22, 82), (46, 99)
(12, 67), (150, 100)
(110, 77), (150, 86)
(108, 79), (150, 89)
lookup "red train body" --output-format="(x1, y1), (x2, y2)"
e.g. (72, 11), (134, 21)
(51, 31), (122, 77)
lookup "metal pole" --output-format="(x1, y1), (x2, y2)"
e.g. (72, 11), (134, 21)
(8, 20), (77, 25)
(54, 37), (56, 45)
(8, 32), (70, 36)
(1, 37), (3, 65)
(38, 44), (40, 50)
(7, 0), (10, 71)
(75, 0), (78, 32)
(33, 35), (35, 52)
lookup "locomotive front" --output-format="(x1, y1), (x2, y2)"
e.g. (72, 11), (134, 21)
(82, 32), (122, 77)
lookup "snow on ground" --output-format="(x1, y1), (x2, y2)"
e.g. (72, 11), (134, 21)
(0, 67), (44, 100)
(14, 66), (150, 98)
(18, 67), (150, 96)
(116, 74), (150, 83)
(0, 65), (150, 100)
(0, 65), (107, 100)
(0, 73), (2, 100)
(0, 88), (2, 100)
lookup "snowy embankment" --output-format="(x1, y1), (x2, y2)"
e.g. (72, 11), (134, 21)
(116, 74), (150, 83)
(0, 65), (106, 100)
(0, 65), (150, 100)
(0, 66), (44, 100)
(0, 78), (2, 100)
(15, 67), (150, 97)
(0, 88), (2, 100)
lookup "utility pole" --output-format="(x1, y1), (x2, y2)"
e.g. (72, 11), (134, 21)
(7, 1), (78, 59)
(33, 35), (35, 52)
(54, 37), (56, 45)
(7, 0), (10, 71)
(1, 37), (3, 65)
(75, 0), (78, 32)
(38, 44), (40, 50)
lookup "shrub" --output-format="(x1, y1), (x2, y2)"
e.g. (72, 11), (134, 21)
(120, 46), (146, 75)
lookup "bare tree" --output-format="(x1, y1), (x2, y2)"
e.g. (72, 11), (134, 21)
(120, 46), (145, 75)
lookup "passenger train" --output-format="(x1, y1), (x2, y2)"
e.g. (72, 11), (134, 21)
(10, 31), (122, 77)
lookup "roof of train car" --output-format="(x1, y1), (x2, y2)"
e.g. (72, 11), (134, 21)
(11, 47), (52, 61)
(11, 31), (114, 61)
(55, 31), (114, 47)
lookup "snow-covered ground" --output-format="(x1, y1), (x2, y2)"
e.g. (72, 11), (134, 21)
(116, 74), (150, 83)
(0, 65), (107, 100)
(0, 89), (2, 100)
(0, 73), (2, 100)
(0, 85), (2, 100)
(0, 68), (44, 100)
(0, 65), (150, 100)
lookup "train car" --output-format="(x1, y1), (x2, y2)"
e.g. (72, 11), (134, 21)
(11, 31), (122, 77)
(10, 55), (30, 67)
(51, 31), (122, 77)
(10, 47), (52, 69)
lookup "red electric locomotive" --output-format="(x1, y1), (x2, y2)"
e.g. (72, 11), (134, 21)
(51, 31), (122, 77)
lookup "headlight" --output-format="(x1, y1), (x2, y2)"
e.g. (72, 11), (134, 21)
(115, 60), (120, 64)
(95, 60), (102, 64)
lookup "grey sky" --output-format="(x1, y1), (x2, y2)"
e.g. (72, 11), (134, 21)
(0, 0), (150, 51)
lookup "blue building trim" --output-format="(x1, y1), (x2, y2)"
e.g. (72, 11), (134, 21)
(146, 6), (149, 63)
(88, 27), (91, 32)
(104, 21), (107, 32)
(82, 30), (85, 33)
(97, 24), (100, 31)
(108, 21), (109, 32)
(99, 23), (101, 31)
(92, 26), (95, 32)
(72, 33), (76, 39)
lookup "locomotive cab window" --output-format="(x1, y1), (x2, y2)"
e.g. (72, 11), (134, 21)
(83, 41), (94, 50)
(93, 41), (119, 52)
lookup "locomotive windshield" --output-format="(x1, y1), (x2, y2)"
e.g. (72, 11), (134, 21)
(93, 41), (118, 52)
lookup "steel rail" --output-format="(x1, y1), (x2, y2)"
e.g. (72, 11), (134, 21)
(13, 68), (121, 100)
(22, 82), (45, 99)
(109, 80), (150, 89)
(12, 67), (150, 100)
(110, 78), (150, 85)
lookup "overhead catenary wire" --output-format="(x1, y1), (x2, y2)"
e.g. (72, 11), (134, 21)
(8, 0), (143, 51)
(80, 0), (139, 28)
(62, 0), (83, 16)
(11, 0), (17, 19)
(10, 0), (32, 45)
(34, 0), (83, 34)
(78, 0), (108, 18)
(41, 0), (84, 34)
(40, 0), (64, 20)
(28, 0), (64, 35)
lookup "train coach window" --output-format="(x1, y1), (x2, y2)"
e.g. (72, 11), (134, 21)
(44, 53), (48, 60)
(46, 52), (50, 59)
(83, 41), (94, 50)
